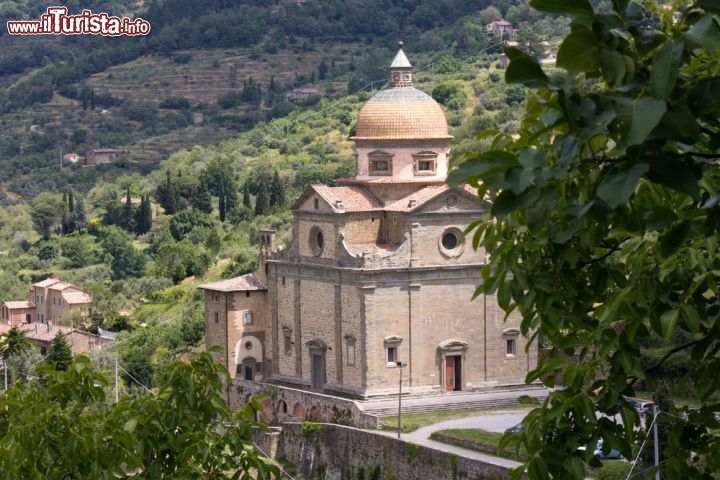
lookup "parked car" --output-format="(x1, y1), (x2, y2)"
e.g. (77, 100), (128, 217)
(623, 397), (654, 416)
(504, 423), (524, 434)
(578, 440), (624, 460)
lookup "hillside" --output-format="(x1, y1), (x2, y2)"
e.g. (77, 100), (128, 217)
(0, 0), (569, 201)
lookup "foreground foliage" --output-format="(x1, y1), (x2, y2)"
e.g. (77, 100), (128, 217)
(0, 352), (279, 479)
(452, 0), (720, 478)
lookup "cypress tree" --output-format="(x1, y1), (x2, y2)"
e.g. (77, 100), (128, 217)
(254, 178), (269, 216)
(122, 187), (135, 233)
(45, 332), (73, 371)
(135, 195), (152, 235)
(269, 170), (285, 207)
(67, 189), (76, 233)
(242, 180), (251, 209)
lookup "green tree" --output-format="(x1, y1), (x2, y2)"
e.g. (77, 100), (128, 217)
(30, 192), (64, 239)
(44, 332), (73, 371)
(451, 1), (720, 479)
(122, 187), (136, 233)
(102, 227), (146, 280)
(0, 354), (280, 479)
(202, 158), (238, 222)
(0, 326), (33, 361)
(254, 173), (270, 216)
(269, 170), (285, 208)
(135, 195), (153, 235)
(243, 180), (252, 209)
(169, 209), (215, 242)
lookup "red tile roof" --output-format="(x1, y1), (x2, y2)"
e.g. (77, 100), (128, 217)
(344, 243), (399, 257)
(198, 273), (267, 292)
(62, 291), (92, 304)
(311, 185), (384, 212)
(3, 301), (35, 309)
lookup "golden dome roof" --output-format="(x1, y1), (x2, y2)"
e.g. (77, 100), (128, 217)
(353, 87), (451, 141)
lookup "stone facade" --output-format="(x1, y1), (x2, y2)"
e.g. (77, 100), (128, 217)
(202, 46), (536, 402)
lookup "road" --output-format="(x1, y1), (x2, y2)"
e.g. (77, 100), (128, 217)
(378, 409), (532, 469)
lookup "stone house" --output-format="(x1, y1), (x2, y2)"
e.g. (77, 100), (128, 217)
(1, 301), (35, 324)
(486, 19), (517, 38)
(27, 276), (92, 324)
(201, 45), (536, 399)
(85, 148), (118, 165)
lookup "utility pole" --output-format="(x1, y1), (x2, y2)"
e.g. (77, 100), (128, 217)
(115, 357), (119, 403)
(653, 404), (660, 480)
(397, 361), (407, 439)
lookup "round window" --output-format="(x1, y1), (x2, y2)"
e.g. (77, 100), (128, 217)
(442, 232), (458, 250)
(438, 227), (465, 258)
(309, 226), (324, 256)
(245, 341), (253, 351)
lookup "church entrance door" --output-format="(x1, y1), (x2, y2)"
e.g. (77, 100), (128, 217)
(445, 356), (461, 392)
(312, 354), (325, 389)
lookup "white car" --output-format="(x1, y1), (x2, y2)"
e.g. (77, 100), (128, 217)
(578, 439), (624, 460)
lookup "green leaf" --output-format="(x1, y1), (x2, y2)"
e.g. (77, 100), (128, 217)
(599, 49), (628, 86)
(596, 163), (649, 208)
(505, 49), (548, 86)
(530, 0), (594, 15)
(448, 151), (518, 186)
(613, 97), (667, 147)
(680, 305), (701, 333)
(123, 419), (137, 433)
(659, 220), (691, 257)
(562, 455), (586, 480)
(646, 156), (699, 200)
(684, 13), (720, 50)
(658, 106), (701, 143)
(492, 189), (540, 217)
(659, 309), (679, 339)
(557, 29), (600, 72)
(649, 41), (683, 99)
(528, 458), (550, 479)
(687, 76), (720, 120)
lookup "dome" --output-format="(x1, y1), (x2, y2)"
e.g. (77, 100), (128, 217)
(352, 43), (451, 141)
(353, 88), (451, 141)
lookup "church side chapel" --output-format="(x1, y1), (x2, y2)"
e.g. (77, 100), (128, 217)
(200, 44), (536, 399)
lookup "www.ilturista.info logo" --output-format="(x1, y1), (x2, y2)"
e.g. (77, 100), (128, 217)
(7, 7), (151, 36)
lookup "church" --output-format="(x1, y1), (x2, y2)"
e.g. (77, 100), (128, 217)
(200, 45), (536, 399)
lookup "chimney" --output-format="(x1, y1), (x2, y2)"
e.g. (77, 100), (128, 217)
(408, 199), (418, 208)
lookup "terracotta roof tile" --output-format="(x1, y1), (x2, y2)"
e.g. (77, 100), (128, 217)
(198, 273), (267, 292)
(62, 291), (92, 304)
(312, 185), (384, 212)
(345, 243), (398, 257)
(3, 300), (35, 309)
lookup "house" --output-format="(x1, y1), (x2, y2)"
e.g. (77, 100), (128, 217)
(63, 152), (80, 164)
(0, 322), (111, 355)
(201, 45), (535, 404)
(486, 19), (517, 38)
(85, 148), (118, 165)
(1, 277), (107, 356)
(2, 301), (35, 325)
(27, 276), (92, 324)
(286, 88), (320, 103)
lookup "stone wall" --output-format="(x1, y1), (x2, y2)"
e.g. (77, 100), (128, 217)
(228, 379), (379, 428)
(276, 422), (516, 480)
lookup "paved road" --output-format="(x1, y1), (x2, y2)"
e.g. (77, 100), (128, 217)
(377, 409), (532, 469)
